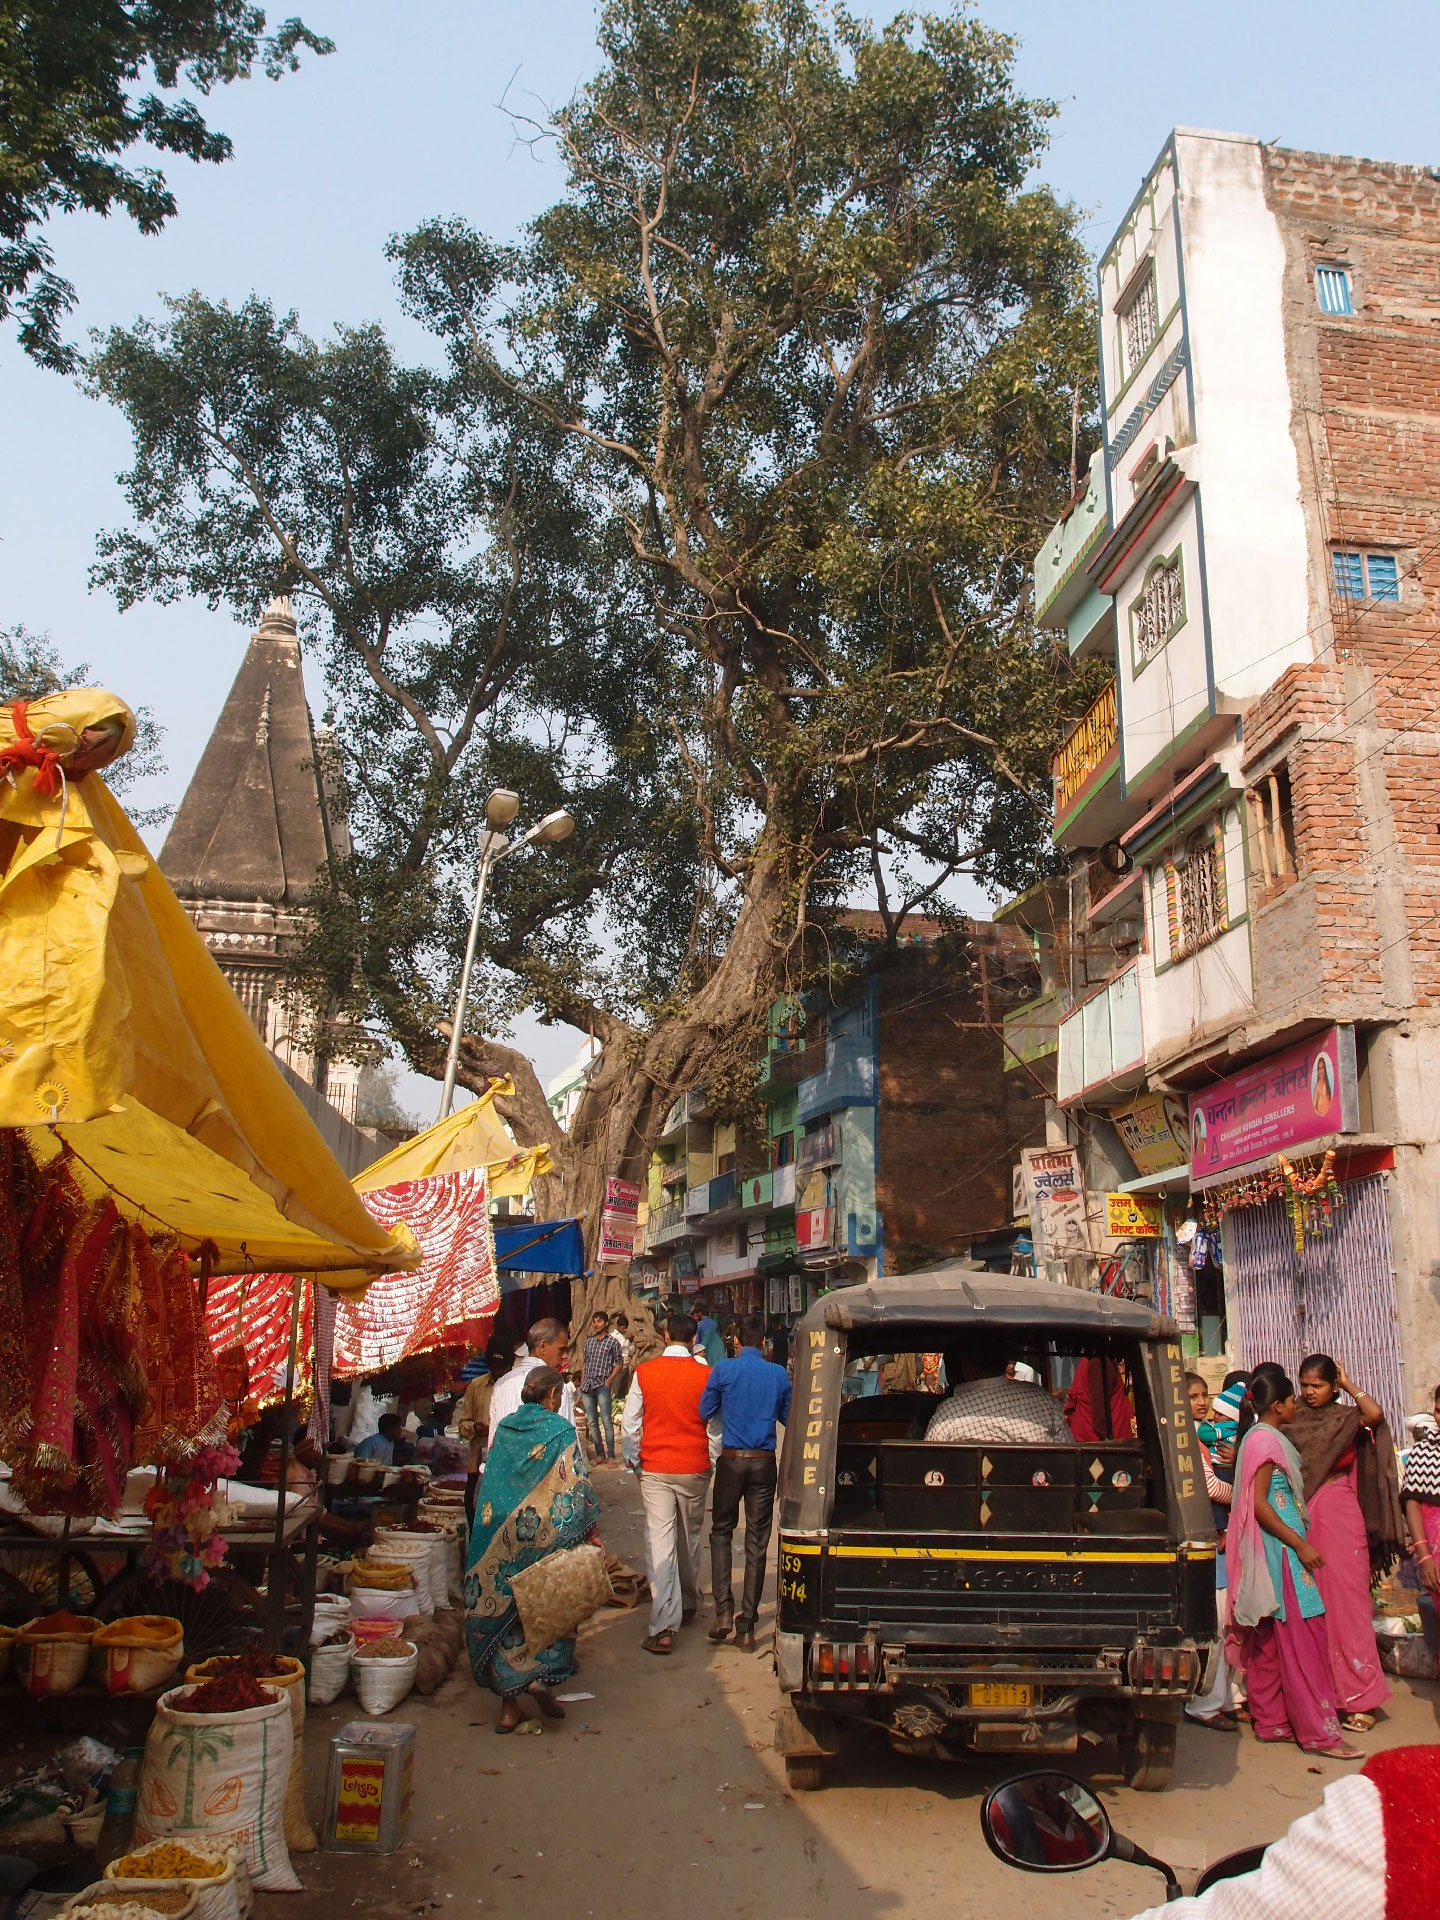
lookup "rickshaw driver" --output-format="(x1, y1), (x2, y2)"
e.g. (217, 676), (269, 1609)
(923, 1328), (1075, 1446)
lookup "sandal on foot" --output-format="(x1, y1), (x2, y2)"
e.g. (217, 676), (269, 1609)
(530, 1686), (565, 1719)
(1340, 1713), (1376, 1733)
(1187, 1711), (1239, 1732)
(1305, 1742), (1365, 1761)
(642, 1632), (674, 1656)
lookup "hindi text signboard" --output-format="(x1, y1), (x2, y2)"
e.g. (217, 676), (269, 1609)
(1021, 1146), (1092, 1260)
(1106, 1191), (1163, 1238)
(1115, 1093), (1190, 1175)
(1189, 1026), (1357, 1181)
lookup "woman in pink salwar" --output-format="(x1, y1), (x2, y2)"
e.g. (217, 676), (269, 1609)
(1226, 1364), (1360, 1760)
(1291, 1353), (1404, 1733)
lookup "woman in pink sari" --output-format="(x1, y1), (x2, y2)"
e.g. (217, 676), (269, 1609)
(1291, 1354), (1404, 1733)
(1226, 1364), (1360, 1759)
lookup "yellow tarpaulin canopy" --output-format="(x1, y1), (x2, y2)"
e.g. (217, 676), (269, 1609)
(0, 689), (417, 1287)
(354, 1077), (555, 1199)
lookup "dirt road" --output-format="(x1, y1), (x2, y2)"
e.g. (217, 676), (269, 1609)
(283, 1470), (1439, 1920)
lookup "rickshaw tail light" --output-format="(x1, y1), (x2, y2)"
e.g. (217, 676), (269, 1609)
(1128, 1642), (1198, 1692)
(809, 1640), (880, 1689)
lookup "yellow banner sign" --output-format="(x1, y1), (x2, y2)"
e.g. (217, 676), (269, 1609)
(1106, 1191), (1163, 1238)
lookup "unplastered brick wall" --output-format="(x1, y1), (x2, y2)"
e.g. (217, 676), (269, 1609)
(1255, 146), (1440, 1011)
(872, 935), (1046, 1267)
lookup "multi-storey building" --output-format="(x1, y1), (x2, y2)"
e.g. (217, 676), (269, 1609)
(636, 926), (1047, 1322)
(1024, 129), (1440, 1420)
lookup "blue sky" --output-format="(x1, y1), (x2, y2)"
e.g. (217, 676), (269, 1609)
(3, 0), (1437, 1092)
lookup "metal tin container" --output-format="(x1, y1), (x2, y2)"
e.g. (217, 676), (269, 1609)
(322, 1720), (416, 1853)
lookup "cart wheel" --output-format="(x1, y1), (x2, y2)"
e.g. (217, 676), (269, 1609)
(0, 1566), (39, 1626)
(785, 1756), (826, 1792)
(1119, 1717), (1177, 1791)
(96, 1569), (266, 1663)
(0, 1547), (103, 1617)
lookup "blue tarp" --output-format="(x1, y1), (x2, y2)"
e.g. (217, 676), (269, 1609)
(493, 1217), (586, 1276)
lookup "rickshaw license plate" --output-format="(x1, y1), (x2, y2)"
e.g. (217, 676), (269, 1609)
(969, 1682), (1033, 1707)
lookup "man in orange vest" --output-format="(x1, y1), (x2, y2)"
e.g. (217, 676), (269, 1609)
(621, 1311), (717, 1655)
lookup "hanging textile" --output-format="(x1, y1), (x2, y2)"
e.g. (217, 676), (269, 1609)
(0, 1130), (224, 1514)
(332, 1166), (499, 1378)
(203, 1272), (315, 1425)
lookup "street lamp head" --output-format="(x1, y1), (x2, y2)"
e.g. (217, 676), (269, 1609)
(485, 788), (521, 828)
(531, 809), (575, 845)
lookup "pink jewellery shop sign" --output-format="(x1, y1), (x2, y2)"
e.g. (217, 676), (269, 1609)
(1188, 1025), (1358, 1181)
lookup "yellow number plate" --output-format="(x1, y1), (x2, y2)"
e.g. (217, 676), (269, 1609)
(969, 1682), (1033, 1708)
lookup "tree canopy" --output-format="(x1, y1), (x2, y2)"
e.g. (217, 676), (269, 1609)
(1, 2), (331, 369)
(92, 0), (1100, 1214)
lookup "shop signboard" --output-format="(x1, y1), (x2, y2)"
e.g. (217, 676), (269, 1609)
(1188, 1025), (1358, 1181)
(1115, 1093), (1190, 1175)
(796, 1206), (831, 1251)
(1020, 1145), (1091, 1259)
(1011, 1163), (1029, 1224)
(599, 1217), (637, 1262)
(1105, 1191), (1163, 1238)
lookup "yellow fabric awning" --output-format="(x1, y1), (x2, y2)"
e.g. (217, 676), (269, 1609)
(354, 1077), (555, 1198)
(28, 1099), (416, 1286)
(0, 689), (416, 1285)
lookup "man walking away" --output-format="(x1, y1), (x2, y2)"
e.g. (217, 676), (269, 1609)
(488, 1319), (576, 1443)
(622, 1312), (715, 1655)
(457, 1336), (517, 1522)
(700, 1314), (792, 1651)
(579, 1311), (624, 1465)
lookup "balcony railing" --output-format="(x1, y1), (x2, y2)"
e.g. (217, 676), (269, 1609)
(1001, 991), (1059, 1073)
(756, 1040), (825, 1092)
(1056, 960), (1144, 1103)
(698, 1170), (738, 1218)
(1052, 679), (1118, 817)
(649, 1204), (690, 1245)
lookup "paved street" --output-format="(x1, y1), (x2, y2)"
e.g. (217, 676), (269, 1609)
(282, 1472), (1440, 1920)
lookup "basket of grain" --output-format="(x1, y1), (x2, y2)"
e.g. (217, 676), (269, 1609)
(14, 1611), (100, 1696)
(103, 1839), (247, 1920)
(92, 1617), (185, 1694)
(352, 1635), (418, 1715)
(63, 1885), (197, 1920)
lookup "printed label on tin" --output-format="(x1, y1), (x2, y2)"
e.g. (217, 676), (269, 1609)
(334, 1757), (387, 1843)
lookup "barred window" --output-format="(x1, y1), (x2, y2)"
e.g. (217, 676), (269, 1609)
(1332, 549), (1399, 602)
(1133, 556), (1185, 665)
(1120, 266), (1159, 375)
(1171, 826), (1226, 957)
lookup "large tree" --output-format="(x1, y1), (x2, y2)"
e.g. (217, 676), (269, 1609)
(93, 0), (1099, 1246)
(1, 2), (331, 370)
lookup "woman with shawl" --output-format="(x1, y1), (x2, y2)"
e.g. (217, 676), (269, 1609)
(1226, 1363), (1360, 1759)
(1063, 1355), (1136, 1442)
(464, 1366), (603, 1732)
(1289, 1353), (1403, 1731)
(1400, 1382), (1440, 1601)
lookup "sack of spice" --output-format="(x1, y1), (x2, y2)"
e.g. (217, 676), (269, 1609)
(64, 1883), (198, 1920)
(102, 1836), (250, 1920)
(184, 1655), (316, 1855)
(352, 1637), (417, 1715)
(135, 1688), (297, 1892)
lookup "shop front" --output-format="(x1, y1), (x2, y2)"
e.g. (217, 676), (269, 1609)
(1187, 1027), (1407, 1428)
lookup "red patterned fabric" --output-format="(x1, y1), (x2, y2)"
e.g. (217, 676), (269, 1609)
(203, 1271), (313, 1422)
(332, 1167), (498, 1378)
(0, 699), (66, 796)
(1363, 1744), (1440, 1920)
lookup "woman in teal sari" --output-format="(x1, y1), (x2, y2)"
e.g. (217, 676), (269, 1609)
(464, 1367), (603, 1731)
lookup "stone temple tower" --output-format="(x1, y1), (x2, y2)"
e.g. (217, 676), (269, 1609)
(159, 595), (361, 1122)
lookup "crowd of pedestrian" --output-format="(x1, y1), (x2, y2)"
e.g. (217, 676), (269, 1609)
(449, 1303), (1436, 1756)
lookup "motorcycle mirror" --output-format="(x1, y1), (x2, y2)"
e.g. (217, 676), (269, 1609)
(980, 1771), (1112, 1874)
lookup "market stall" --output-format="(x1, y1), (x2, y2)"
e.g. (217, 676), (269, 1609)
(0, 689), (415, 1682)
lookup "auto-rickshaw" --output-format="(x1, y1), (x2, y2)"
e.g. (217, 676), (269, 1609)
(773, 1266), (1217, 1792)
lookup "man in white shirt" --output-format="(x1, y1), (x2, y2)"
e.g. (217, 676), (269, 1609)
(924, 1332), (1072, 1445)
(487, 1319), (576, 1444)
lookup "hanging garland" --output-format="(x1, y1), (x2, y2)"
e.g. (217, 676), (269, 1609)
(143, 1440), (241, 1589)
(1200, 1149), (1343, 1253)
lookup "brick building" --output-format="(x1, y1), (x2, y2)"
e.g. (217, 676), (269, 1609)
(636, 923), (1047, 1323)
(1020, 131), (1440, 1421)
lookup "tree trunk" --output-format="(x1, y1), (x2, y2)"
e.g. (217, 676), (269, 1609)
(448, 849), (789, 1337)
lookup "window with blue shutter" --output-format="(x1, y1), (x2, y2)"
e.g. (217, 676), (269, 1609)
(1332, 549), (1401, 601)
(1315, 265), (1353, 315)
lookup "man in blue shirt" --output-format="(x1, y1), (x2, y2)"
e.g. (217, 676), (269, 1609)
(698, 1313), (791, 1650)
(353, 1413), (402, 1465)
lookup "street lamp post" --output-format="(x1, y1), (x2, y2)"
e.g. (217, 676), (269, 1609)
(437, 789), (575, 1121)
